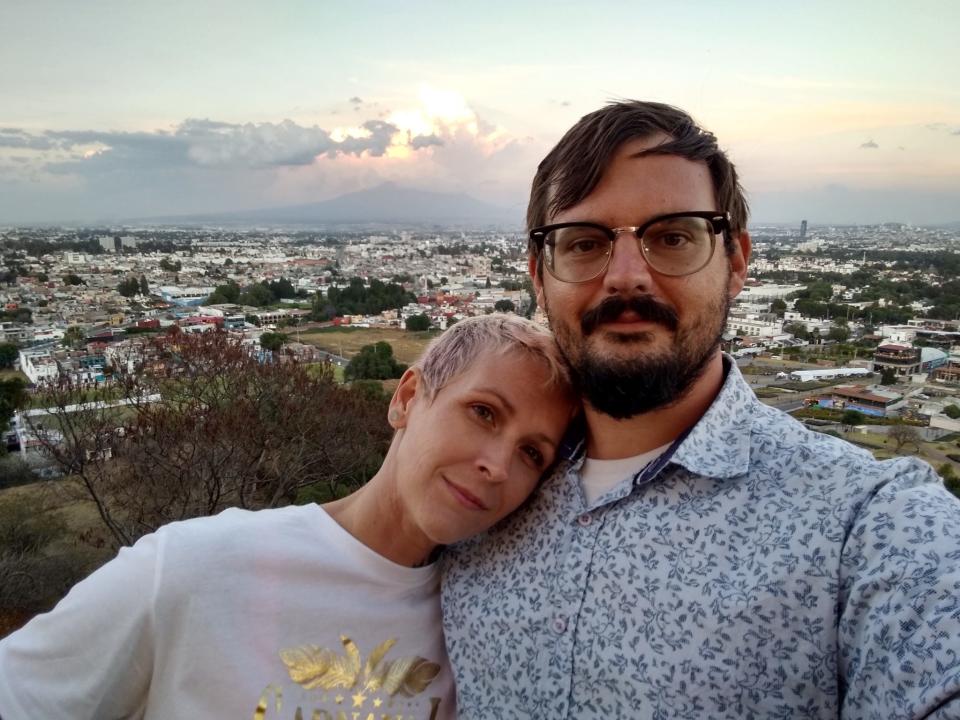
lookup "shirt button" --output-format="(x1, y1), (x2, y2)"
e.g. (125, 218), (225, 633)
(552, 615), (568, 634)
(577, 513), (592, 527)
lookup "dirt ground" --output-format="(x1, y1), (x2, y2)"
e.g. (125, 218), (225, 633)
(298, 328), (437, 365)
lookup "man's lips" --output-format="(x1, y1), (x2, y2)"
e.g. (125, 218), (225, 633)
(443, 477), (489, 511)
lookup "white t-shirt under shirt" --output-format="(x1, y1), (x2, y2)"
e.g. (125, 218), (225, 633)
(580, 443), (671, 506)
(0, 504), (455, 720)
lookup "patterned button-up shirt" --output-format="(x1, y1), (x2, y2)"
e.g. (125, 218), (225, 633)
(442, 361), (960, 719)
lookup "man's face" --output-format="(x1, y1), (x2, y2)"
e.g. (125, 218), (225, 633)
(530, 135), (750, 418)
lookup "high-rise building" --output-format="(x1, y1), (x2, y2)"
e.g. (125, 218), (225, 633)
(800, 220), (807, 239)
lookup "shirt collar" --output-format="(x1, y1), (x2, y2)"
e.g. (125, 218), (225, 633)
(559, 354), (755, 481)
(670, 355), (755, 479)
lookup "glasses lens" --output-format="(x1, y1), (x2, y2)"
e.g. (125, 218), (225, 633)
(545, 225), (611, 281)
(641, 216), (716, 276)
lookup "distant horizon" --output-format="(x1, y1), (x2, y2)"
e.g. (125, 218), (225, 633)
(2, 1), (958, 226)
(1, 181), (957, 231)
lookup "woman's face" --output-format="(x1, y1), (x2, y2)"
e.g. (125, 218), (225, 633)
(390, 349), (574, 547)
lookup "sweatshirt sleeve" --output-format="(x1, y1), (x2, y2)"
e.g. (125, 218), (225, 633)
(0, 530), (162, 720)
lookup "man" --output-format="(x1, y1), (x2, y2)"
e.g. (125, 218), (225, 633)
(442, 101), (960, 718)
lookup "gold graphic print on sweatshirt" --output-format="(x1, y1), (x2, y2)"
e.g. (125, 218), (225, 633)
(254, 635), (443, 720)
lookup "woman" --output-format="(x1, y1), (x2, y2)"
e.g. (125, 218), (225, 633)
(0, 314), (576, 720)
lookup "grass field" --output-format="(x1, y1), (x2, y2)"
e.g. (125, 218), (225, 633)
(298, 328), (439, 364)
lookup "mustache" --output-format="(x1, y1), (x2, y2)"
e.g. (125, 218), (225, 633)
(580, 295), (679, 335)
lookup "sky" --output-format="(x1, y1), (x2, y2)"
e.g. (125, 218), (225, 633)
(1, 0), (958, 226)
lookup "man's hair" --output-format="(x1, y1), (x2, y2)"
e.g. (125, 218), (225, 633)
(527, 100), (749, 266)
(415, 313), (574, 402)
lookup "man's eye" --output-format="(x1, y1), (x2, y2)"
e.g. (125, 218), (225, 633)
(567, 238), (606, 255)
(648, 231), (695, 250)
(661, 233), (690, 248)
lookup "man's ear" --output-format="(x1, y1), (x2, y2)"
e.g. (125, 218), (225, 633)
(388, 367), (421, 429)
(727, 230), (752, 300)
(528, 255), (545, 307)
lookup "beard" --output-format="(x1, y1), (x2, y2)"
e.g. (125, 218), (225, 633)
(549, 288), (731, 420)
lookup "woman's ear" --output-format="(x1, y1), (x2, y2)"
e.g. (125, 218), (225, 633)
(388, 367), (421, 429)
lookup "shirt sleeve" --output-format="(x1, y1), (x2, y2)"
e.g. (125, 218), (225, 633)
(838, 461), (960, 718)
(0, 531), (162, 720)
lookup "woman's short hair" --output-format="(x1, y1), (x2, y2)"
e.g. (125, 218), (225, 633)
(415, 313), (573, 402)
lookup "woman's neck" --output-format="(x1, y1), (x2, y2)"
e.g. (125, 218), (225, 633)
(323, 468), (437, 568)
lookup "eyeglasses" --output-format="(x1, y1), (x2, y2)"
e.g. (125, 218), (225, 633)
(529, 211), (730, 283)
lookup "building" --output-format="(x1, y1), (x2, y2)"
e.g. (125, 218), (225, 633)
(933, 348), (960, 383)
(726, 312), (784, 339)
(18, 348), (59, 384)
(820, 385), (904, 417)
(158, 286), (217, 306)
(789, 367), (874, 382)
(872, 343), (921, 378)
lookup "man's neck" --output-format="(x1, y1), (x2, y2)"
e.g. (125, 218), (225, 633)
(584, 351), (727, 460)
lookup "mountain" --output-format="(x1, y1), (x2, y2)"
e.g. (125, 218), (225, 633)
(142, 183), (520, 227)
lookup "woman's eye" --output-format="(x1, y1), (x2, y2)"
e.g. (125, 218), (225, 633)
(522, 445), (545, 468)
(471, 404), (494, 423)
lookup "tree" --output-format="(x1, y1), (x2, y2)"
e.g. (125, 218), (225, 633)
(827, 326), (850, 342)
(0, 377), (25, 431)
(62, 273), (84, 286)
(62, 326), (86, 349)
(117, 277), (139, 297)
(938, 463), (960, 499)
(841, 409), (865, 431)
(238, 283), (274, 308)
(27, 330), (392, 549)
(944, 404), (960, 420)
(345, 341), (406, 381)
(494, 299), (516, 313)
(770, 298), (787, 316)
(880, 368), (898, 386)
(159, 258), (182, 272)
(259, 331), (288, 353)
(888, 423), (921, 453)
(405, 314), (431, 331)
(206, 280), (241, 305)
(139, 275), (150, 296)
(783, 322), (809, 341)
(0, 342), (18, 369)
(266, 277), (297, 300)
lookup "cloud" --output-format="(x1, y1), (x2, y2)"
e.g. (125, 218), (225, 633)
(0, 86), (537, 221)
(5, 115), (435, 176)
(410, 133), (443, 149)
(860, 139), (879, 149)
(349, 96), (363, 104)
(333, 120), (397, 157)
(0, 129), (57, 150)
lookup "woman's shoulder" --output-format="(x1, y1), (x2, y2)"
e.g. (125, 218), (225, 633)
(155, 504), (324, 573)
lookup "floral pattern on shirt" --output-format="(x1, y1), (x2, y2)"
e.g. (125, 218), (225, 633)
(442, 360), (960, 719)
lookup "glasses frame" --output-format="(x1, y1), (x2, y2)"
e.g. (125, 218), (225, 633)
(530, 211), (731, 283)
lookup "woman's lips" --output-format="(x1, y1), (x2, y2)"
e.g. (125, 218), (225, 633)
(443, 477), (488, 511)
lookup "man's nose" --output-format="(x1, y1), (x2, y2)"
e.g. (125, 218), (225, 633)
(602, 231), (655, 294)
